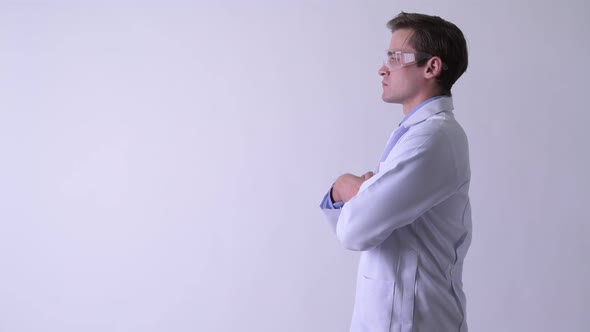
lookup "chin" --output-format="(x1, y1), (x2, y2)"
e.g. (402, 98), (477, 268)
(382, 94), (400, 104)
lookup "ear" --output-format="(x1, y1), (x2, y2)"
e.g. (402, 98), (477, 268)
(423, 56), (444, 79)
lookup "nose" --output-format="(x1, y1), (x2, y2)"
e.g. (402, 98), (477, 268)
(378, 63), (389, 77)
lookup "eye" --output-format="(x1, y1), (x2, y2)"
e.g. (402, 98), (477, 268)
(388, 54), (401, 63)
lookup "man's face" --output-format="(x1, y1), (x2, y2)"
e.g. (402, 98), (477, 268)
(379, 29), (425, 104)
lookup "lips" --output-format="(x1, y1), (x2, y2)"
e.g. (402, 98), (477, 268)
(382, 82), (388, 86)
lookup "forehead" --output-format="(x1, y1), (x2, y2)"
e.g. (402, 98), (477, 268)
(389, 28), (415, 51)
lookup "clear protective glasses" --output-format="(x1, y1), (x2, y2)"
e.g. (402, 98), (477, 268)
(383, 50), (448, 72)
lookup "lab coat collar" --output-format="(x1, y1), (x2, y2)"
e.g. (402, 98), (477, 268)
(400, 96), (454, 128)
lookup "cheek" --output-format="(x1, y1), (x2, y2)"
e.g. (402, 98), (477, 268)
(389, 73), (406, 84)
(385, 77), (405, 91)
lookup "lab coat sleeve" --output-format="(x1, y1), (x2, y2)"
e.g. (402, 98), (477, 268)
(336, 129), (459, 251)
(319, 187), (345, 234)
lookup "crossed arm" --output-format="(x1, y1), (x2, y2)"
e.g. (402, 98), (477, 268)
(320, 130), (460, 251)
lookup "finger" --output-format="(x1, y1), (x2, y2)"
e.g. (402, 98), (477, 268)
(362, 171), (374, 180)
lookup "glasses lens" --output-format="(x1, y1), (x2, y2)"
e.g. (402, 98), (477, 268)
(385, 51), (400, 69)
(383, 51), (438, 71)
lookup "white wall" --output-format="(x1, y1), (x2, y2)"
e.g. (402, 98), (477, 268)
(1, 0), (588, 331)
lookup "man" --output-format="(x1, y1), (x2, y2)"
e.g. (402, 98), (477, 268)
(319, 12), (471, 332)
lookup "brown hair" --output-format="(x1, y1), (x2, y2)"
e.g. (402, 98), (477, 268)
(387, 12), (468, 96)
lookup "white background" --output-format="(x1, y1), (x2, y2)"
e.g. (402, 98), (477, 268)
(1, 0), (589, 331)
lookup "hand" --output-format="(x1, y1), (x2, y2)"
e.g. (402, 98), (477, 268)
(332, 171), (374, 203)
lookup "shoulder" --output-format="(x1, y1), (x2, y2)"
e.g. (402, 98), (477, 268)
(402, 112), (468, 151)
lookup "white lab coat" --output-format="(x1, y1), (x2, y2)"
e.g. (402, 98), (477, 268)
(321, 97), (471, 332)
